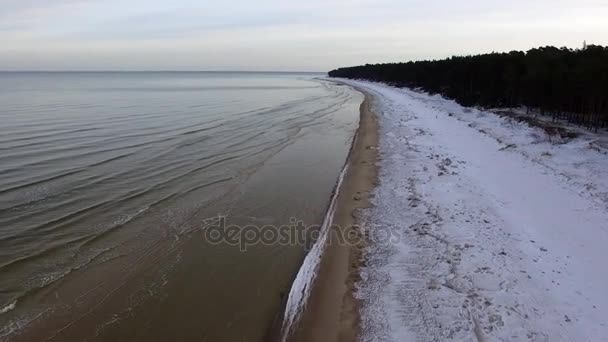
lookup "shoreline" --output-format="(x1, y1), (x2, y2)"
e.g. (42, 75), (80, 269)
(285, 85), (379, 342)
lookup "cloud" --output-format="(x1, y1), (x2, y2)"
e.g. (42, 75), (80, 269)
(1, 0), (607, 70)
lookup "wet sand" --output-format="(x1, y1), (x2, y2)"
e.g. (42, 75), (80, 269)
(286, 86), (378, 342)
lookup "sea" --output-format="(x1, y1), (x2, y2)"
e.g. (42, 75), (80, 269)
(0, 71), (362, 341)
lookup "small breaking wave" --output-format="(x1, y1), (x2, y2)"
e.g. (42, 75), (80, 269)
(0, 300), (16, 315)
(279, 163), (350, 341)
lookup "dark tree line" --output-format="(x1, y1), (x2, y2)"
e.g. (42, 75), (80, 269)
(329, 45), (608, 131)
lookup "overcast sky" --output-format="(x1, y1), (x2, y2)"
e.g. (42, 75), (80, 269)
(2, 0), (607, 71)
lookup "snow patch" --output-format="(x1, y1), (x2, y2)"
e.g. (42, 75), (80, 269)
(337, 79), (608, 341)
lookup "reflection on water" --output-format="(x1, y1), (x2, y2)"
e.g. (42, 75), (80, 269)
(0, 72), (361, 341)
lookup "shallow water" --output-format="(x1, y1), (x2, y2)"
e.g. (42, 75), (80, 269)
(0, 72), (361, 341)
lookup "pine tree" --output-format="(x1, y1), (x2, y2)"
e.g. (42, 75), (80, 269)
(328, 46), (608, 131)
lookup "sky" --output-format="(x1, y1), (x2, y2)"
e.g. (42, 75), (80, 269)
(1, 0), (607, 71)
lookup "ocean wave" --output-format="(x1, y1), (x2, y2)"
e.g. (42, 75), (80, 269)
(0, 74), (361, 340)
(0, 300), (16, 315)
(280, 163), (350, 341)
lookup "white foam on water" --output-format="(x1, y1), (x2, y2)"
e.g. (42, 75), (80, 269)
(279, 163), (350, 342)
(0, 300), (16, 315)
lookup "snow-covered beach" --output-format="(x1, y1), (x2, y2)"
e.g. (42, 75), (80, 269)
(339, 79), (608, 341)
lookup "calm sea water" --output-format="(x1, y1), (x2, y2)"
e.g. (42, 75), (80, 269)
(0, 72), (361, 341)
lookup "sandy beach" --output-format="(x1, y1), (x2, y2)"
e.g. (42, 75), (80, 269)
(284, 85), (378, 342)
